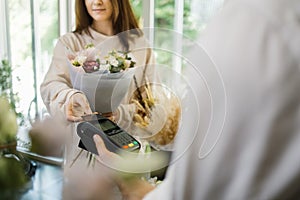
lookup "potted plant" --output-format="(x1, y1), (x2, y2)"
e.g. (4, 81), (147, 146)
(0, 96), (29, 199)
(0, 60), (35, 199)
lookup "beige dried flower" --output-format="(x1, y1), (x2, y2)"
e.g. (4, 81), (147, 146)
(130, 83), (181, 146)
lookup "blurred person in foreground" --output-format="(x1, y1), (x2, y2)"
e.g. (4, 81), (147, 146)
(93, 0), (300, 199)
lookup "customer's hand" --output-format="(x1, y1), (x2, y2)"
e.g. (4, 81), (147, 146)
(66, 93), (92, 122)
(93, 134), (118, 160)
(93, 135), (155, 200)
(29, 116), (66, 157)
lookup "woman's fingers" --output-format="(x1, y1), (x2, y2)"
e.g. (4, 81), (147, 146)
(66, 115), (83, 122)
(66, 93), (92, 122)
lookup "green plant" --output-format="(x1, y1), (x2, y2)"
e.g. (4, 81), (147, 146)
(0, 97), (18, 144)
(0, 59), (25, 126)
(0, 60), (12, 98)
(0, 59), (34, 195)
(129, 0), (200, 66)
(0, 96), (29, 197)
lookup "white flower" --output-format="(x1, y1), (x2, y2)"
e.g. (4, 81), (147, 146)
(124, 59), (132, 69)
(71, 55), (87, 67)
(69, 47), (136, 73)
(108, 55), (116, 63)
(93, 66), (99, 70)
(69, 43), (101, 68)
(108, 56), (119, 67)
(104, 64), (110, 70)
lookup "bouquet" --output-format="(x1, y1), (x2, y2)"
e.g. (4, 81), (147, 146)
(67, 44), (137, 113)
(68, 43), (136, 74)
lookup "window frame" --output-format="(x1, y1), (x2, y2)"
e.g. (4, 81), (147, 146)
(0, 0), (10, 61)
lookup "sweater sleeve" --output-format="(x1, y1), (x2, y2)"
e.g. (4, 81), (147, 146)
(40, 37), (82, 118)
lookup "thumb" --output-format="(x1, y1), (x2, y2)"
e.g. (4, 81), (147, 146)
(93, 134), (107, 156)
(93, 134), (118, 160)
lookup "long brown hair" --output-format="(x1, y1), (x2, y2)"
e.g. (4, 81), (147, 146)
(74, 0), (142, 49)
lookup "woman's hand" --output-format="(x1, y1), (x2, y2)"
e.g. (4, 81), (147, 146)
(66, 93), (93, 122)
(93, 134), (155, 200)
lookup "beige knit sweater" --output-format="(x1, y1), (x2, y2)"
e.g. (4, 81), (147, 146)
(40, 27), (157, 129)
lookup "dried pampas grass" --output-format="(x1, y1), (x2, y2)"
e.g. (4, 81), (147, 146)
(148, 95), (181, 146)
(130, 83), (181, 147)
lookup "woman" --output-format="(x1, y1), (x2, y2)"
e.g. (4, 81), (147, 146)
(40, 0), (156, 124)
(40, 1), (156, 199)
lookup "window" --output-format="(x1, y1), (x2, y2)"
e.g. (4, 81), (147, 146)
(1, 0), (223, 126)
(131, 0), (224, 69)
(1, 0), (59, 126)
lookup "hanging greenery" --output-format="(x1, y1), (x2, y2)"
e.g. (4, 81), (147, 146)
(0, 59), (25, 126)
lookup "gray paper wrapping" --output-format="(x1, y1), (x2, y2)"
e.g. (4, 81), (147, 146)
(68, 61), (135, 113)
